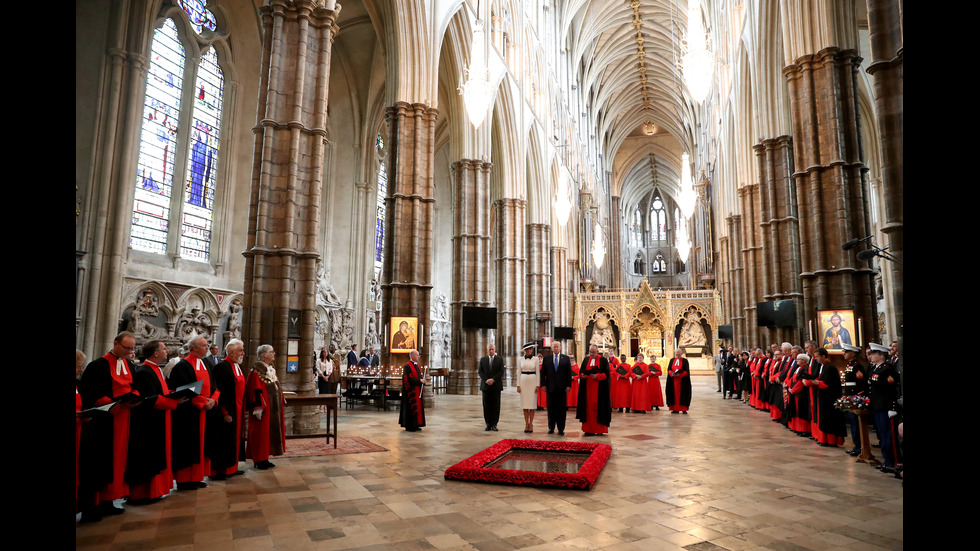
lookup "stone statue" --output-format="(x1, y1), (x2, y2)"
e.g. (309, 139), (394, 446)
(176, 307), (211, 341)
(678, 308), (707, 347)
(225, 299), (242, 340)
(316, 260), (342, 307)
(432, 290), (449, 321)
(590, 312), (615, 349)
(365, 311), (381, 350)
(342, 308), (355, 346)
(127, 308), (168, 340)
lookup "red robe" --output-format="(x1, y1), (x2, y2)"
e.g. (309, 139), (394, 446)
(610, 359), (632, 409)
(537, 362), (548, 408)
(246, 363), (286, 461)
(666, 358), (691, 412)
(786, 367), (811, 434)
(171, 353), (218, 483)
(129, 361), (179, 500)
(567, 363), (581, 407)
(399, 361), (426, 430)
(629, 362), (652, 411)
(579, 356), (610, 433)
(647, 363), (665, 407)
(94, 352), (135, 501)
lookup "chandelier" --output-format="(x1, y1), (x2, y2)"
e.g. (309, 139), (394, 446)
(678, 152), (697, 219)
(682, 2), (712, 103)
(591, 222), (606, 270)
(676, 216), (691, 263)
(459, 19), (494, 127)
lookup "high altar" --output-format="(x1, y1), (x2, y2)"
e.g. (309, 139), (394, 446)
(572, 280), (721, 374)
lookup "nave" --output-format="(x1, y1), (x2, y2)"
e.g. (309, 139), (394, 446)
(76, 377), (903, 550)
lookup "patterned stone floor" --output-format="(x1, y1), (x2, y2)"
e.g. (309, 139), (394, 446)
(76, 377), (903, 550)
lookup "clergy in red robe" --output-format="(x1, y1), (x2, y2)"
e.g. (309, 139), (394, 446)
(665, 349), (692, 413)
(536, 354), (548, 409)
(207, 339), (247, 478)
(785, 355), (811, 435)
(647, 357), (665, 409)
(169, 336), (219, 489)
(127, 340), (182, 503)
(246, 344), (286, 469)
(567, 360), (581, 408)
(610, 354), (632, 412)
(399, 350), (426, 432)
(808, 348), (846, 446)
(629, 354), (652, 412)
(576, 345), (611, 435)
(78, 331), (139, 521)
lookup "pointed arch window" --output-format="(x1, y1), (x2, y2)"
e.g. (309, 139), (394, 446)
(652, 252), (666, 273)
(130, 1), (226, 262)
(373, 132), (388, 303)
(650, 193), (666, 242)
(630, 207), (643, 247)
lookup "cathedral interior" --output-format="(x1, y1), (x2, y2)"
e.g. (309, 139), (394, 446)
(76, 0), (902, 546)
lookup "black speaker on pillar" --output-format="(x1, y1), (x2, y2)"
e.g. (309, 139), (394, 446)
(553, 326), (575, 340)
(757, 300), (796, 327)
(462, 306), (497, 329)
(718, 324), (733, 339)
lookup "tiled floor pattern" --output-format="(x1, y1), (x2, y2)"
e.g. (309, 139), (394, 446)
(76, 377), (903, 550)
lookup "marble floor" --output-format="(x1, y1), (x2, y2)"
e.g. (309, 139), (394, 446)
(76, 377), (903, 550)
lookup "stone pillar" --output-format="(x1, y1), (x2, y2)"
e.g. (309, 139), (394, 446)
(784, 47), (877, 342)
(726, 215), (745, 346)
(447, 159), (492, 395)
(609, 195), (622, 288)
(865, 0), (903, 356)
(243, 0), (340, 435)
(380, 102), (438, 371)
(718, 235), (731, 345)
(551, 246), (568, 327)
(738, 185), (763, 345)
(495, 198), (526, 384)
(756, 136), (803, 344)
(525, 223), (551, 340)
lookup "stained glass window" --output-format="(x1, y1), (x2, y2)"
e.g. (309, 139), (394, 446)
(179, 0), (217, 35)
(374, 134), (387, 301)
(180, 47), (224, 260)
(650, 194), (666, 242)
(131, 6), (226, 263)
(132, 19), (185, 255)
(630, 208), (642, 247)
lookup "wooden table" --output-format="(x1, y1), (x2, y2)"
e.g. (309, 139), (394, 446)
(285, 394), (339, 449)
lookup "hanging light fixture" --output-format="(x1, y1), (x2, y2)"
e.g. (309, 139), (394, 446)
(591, 222), (606, 270)
(642, 120), (657, 136)
(460, 19), (494, 127)
(682, 2), (712, 103)
(678, 152), (697, 219)
(676, 216), (691, 263)
(554, 166), (572, 225)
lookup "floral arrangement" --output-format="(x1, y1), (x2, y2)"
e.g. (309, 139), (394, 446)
(444, 439), (612, 490)
(835, 394), (870, 412)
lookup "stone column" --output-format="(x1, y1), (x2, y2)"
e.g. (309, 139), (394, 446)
(551, 246), (568, 327)
(784, 47), (877, 342)
(718, 234), (731, 344)
(243, 0), (340, 435)
(726, 215), (745, 345)
(756, 136), (803, 344)
(738, 185), (762, 345)
(525, 223), (551, 340)
(609, 196), (623, 288)
(495, 198), (526, 384)
(380, 102), (438, 370)
(447, 159), (492, 394)
(866, 0), (903, 355)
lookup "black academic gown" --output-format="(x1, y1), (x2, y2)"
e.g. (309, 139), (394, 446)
(206, 359), (246, 471)
(576, 355), (611, 428)
(125, 363), (169, 485)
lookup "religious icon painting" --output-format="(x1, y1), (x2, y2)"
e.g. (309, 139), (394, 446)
(817, 309), (857, 352)
(390, 316), (418, 353)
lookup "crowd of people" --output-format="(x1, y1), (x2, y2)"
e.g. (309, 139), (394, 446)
(76, 332), (286, 523)
(713, 339), (903, 479)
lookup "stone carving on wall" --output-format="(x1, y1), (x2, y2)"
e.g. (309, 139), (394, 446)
(176, 307), (212, 342)
(678, 307), (707, 348)
(428, 290), (451, 370)
(224, 298), (243, 341)
(126, 289), (169, 339)
(590, 311), (616, 349)
(316, 260), (342, 307)
(365, 310), (381, 350)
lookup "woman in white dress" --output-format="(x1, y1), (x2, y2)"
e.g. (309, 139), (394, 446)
(517, 341), (539, 433)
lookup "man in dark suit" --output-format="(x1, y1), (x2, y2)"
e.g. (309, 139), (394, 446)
(347, 344), (358, 369)
(479, 343), (505, 431)
(540, 341), (572, 435)
(367, 346), (381, 367)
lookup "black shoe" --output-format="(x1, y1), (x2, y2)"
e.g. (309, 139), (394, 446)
(79, 509), (103, 523)
(177, 481), (201, 490)
(671, 411), (679, 414)
(197, 481), (209, 488)
(583, 432), (594, 436)
(491, 426), (498, 431)
(558, 431), (564, 436)
(485, 426), (491, 431)
(101, 502), (125, 515)
(682, 411), (687, 414)
(254, 460), (273, 470)
(654, 407), (659, 411)
(211, 473), (227, 481)
(232, 470), (246, 476)
(548, 429), (554, 434)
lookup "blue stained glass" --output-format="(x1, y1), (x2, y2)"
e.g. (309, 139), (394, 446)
(179, 0), (217, 35)
(181, 46), (223, 261)
(131, 19), (185, 255)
